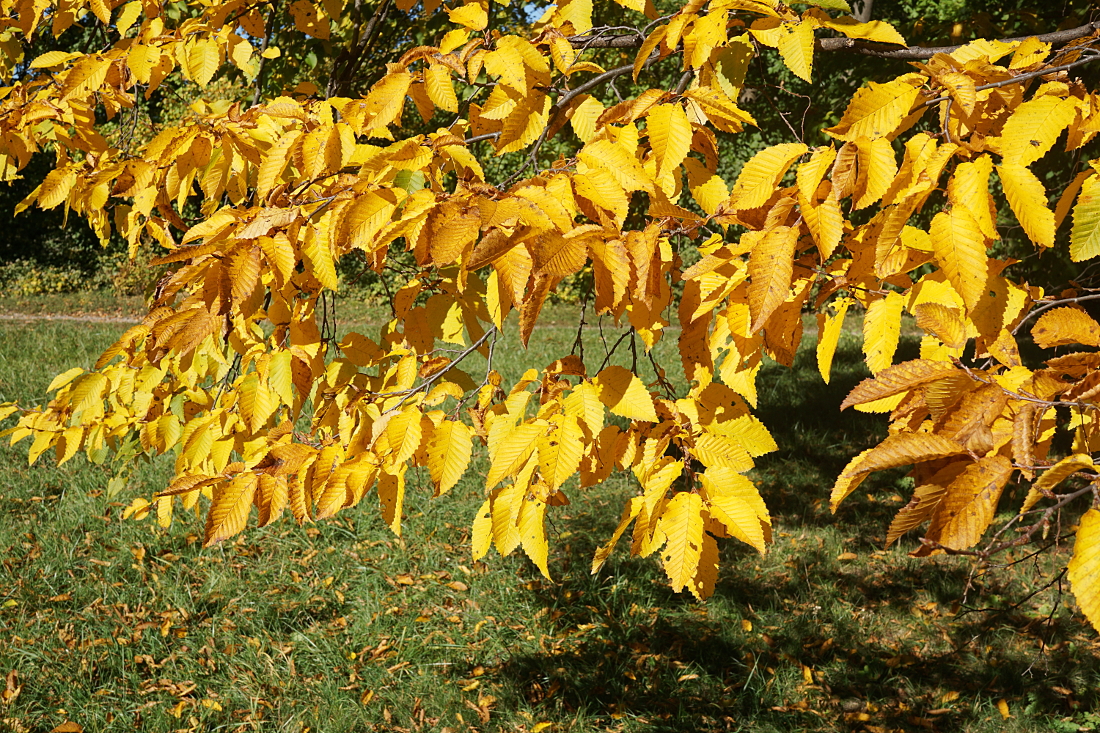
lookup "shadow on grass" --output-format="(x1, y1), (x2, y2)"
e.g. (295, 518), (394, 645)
(482, 337), (1100, 732)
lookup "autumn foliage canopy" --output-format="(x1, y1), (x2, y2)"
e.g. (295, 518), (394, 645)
(5, 0), (1100, 630)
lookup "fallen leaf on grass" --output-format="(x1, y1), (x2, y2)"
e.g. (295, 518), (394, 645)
(837, 552), (859, 561)
(51, 723), (82, 733)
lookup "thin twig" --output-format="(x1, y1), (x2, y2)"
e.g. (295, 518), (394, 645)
(922, 51), (1100, 108)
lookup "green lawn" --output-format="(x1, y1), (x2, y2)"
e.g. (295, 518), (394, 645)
(1, 298), (1099, 732)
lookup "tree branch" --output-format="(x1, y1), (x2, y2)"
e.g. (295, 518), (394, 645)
(567, 20), (1100, 60)
(815, 20), (1100, 59)
(922, 51), (1100, 108)
(251, 0), (279, 107)
(326, 0), (393, 98)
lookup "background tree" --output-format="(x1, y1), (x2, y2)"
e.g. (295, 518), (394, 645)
(5, 0), (1100, 633)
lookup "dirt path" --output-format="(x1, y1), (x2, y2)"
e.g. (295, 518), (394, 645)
(0, 313), (141, 324)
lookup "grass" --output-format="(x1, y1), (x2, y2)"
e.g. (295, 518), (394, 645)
(1, 299), (1100, 732)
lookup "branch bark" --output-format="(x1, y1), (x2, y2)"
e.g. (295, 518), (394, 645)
(326, 0), (393, 98)
(567, 20), (1100, 60)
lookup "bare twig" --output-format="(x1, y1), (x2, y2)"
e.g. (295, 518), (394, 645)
(251, 0), (279, 107)
(922, 51), (1100, 108)
(1012, 291), (1100, 336)
(326, 0), (393, 99)
(371, 326), (498, 414)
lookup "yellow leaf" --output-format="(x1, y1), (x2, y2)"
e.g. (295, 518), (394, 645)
(853, 137), (896, 210)
(1069, 508), (1100, 633)
(592, 497), (642, 573)
(425, 64), (458, 113)
(634, 25), (668, 82)
(796, 145), (836, 201)
(747, 225), (796, 331)
(568, 94), (604, 143)
(928, 455), (1012, 550)
(555, 0), (592, 34)
(947, 155), (996, 240)
(831, 433), (967, 510)
(595, 366), (658, 423)
(37, 168), (77, 210)
(204, 474), (258, 545)
(998, 163), (1054, 248)
(491, 480), (525, 556)
(427, 420), (473, 496)
(186, 38), (220, 87)
(729, 142), (806, 210)
(824, 74), (922, 141)
(448, 0), (488, 30)
(999, 95), (1076, 167)
(378, 470), (406, 535)
(1031, 307), (1100, 348)
(486, 422), (543, 489)
(1071, 174), (1100, 262)
(519, 496), (550, 579)
(684, 158), (728, 215)
(863, 291), (904, 374)
(657, 492), (704, 592)
(537, 415), (584, 490)
(472, 497), (493, 560)
(930, 207), (987, 312)
(31, 50), (80, 68)
(1033, 454), (1096, 495)
(913, 302), (967, 349)
(47, 366), (84, 393)
(579, 139), (651, 194)
(701, 467), (769, 553)
(886, 482), (947, 548)
(808, 10), (907, 46)
(647, 103), (692, 179)
(996, 699), (1011, 720)
(289, 0), (330, 39)
(776, 20), (814, 82)
(816, 296), (852, 384)
(115, 1), (142, 36)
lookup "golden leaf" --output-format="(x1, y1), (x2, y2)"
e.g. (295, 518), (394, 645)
(747, 225), (796, 331)
(913, 302), (967, 349)
(426, 420), (474, 496)
(204, 474), (258, 546)
(926, 455), (1012, 550)
(1069, 508), (1100, 633)
(775, 20), (814, 82)
(930, 207), (988, 312)
(1031, 307), (1100, 348)
(1071, 174), (1100, 262)
(657, 491), (704, 592)
(999, 95), (1076, 168)
(832, 432), (967, 510)
(647, 103), (692, 179)
(486, 422), (544, 489)
(595, 366), (658, 422)
(519, 496), (550, 579)
(998, 163), (1055, 249)
(862, 291), (904, 374)
(1033, 454), (1096, 495)
(816, 296), (852, 384)
(729, 142), (806, 211)
(840, 359), (960, 410)
(700, 466), (769, 553)
(537, 415), (585, 490)
(824, 74), (922, 141)
(886, 483), (947, 548)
